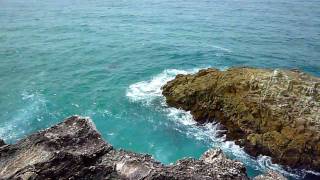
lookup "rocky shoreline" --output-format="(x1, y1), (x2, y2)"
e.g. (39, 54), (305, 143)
(162, 67), (320, 171)
(0, 116), (286, 179)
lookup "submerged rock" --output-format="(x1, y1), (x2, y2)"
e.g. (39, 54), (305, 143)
(162, 67), (320, 171)
(0, 116), (252, 179)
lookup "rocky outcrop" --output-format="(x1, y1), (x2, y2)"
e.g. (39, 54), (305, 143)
(162, 67), (320, 171)
(253, 171), (287, 180)
(0, 116), (251, 180)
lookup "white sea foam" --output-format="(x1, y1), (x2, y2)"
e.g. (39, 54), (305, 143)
(0, 91), (47, 142)
(166, 108), (196, 126)
(126, 68), (318, 179)
(210, 45), (232, 53)
(127, 69), (196, 105)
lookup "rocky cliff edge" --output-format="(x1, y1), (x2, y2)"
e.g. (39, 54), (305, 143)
(162, 67), (320, 171)
(0, 116), (283, 180)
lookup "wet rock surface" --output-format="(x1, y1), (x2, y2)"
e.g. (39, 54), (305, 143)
(0, 116), (252, 180)
(162, 67), (320, 171)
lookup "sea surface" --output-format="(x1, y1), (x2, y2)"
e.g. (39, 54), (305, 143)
(1, 0), (320, 179)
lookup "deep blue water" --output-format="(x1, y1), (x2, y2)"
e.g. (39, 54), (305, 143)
(1, 0), (320, 179)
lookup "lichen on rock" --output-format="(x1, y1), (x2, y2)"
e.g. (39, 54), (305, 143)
(162, 67), (320, 171)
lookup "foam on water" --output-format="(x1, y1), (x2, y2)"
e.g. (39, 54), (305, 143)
(126, 68), (318, 179)
(0, 91), (47, 142)
(126, 69), (196, 105)
(210, 45), (232, 53)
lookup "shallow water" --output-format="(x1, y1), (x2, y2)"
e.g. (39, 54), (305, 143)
(0, 0), (320, 179)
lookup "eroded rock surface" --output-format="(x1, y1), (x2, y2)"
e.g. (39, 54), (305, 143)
(0, 116), (251, 180)
(162, 67), (320, 171)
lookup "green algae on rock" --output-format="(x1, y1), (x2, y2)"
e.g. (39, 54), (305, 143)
(162, 67), (320, 171)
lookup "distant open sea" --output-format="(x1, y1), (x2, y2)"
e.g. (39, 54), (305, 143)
(1, 0), (319, 179)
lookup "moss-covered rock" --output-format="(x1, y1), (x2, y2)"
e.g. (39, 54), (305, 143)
(162, 67), (320, 171)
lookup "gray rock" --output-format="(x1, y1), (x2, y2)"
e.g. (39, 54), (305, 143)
(254, 170), (287, 180)
(0, 116), (250, 180)
(0, 139), (5, 147)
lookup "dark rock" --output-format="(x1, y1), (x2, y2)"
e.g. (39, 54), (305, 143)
(162, 67), (320, 171)
(0, 116), (251, 180)
(0, 139), (5, 147)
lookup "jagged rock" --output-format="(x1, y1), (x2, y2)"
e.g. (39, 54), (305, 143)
(162, 67), (320, 171)
(254, 170), (287, 180)
(0, 116), (113, 179)
(0, 116), (250, 180)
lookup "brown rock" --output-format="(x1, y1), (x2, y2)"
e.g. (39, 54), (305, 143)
(162, 67), (320, 171)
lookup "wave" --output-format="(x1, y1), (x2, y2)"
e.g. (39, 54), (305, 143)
(126, 69), (197, 105)
(210, 45), (232, 53)
(126, 68), (319, 179)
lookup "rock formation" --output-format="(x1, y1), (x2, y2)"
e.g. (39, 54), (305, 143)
(162, 67), (320, 171)
(253, 171), (287, 180)
(0, 116), (253, 180)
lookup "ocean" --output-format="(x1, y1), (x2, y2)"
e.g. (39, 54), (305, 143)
(0, 0), (319, 179)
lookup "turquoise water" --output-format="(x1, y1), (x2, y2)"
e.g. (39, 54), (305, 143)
(1, 0), (320, 179)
